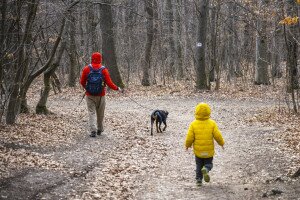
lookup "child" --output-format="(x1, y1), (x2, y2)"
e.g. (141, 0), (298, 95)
(185, 103), (225, 186)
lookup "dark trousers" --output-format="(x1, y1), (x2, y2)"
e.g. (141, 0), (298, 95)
(195, 156), (213, 181)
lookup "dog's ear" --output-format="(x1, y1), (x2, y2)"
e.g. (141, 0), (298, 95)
(165, 111), (169, 116)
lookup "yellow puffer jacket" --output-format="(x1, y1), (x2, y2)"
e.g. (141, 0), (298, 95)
(185, 103), (225, 158)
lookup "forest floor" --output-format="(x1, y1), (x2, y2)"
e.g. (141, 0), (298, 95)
(0, 81), (299, 200)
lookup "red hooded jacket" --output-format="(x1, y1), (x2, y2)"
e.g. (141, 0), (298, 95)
(80, 52), (118, 96)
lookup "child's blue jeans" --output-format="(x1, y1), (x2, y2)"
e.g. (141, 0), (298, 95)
(195, 156), (213, 181)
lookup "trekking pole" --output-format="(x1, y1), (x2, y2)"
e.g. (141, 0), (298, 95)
(78, 92), (85, 106)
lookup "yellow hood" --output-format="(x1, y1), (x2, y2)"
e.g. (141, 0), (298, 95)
(195, 103), (211, 120)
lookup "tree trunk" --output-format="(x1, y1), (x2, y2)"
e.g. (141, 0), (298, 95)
(87, 1), (99, 52)
(210, 4), (220, 83)
(271, 17), (282, 79)
(6, 0), (38, 124)
(100, 0), (123, 87)
(0, 0), (7, 96)
(141, 0), (154, 86)
(284, 0), (299, 112)
(227, 2), (235, 82)
(175, 0), (184, 79)
(165, 0), (176, 80)
(255, 0), (270, 85)
(0, 0), (7, 122)
(243, 23), (252, 65)
(36, 39), (66, 114)
(195, 0), (209, 90)
(19, 17), (65, 115)
(123, 0), (136, 85)
(51, 72), (62, 94)
(68, 5), (77, 87)
(182, 1), (194, 80)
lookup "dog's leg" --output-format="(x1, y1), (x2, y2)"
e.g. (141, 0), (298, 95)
(151, 117), (155, 136)
(163, 120), (167, 131)
(156, 120), (159, 133)
(158, 121), (163, 133)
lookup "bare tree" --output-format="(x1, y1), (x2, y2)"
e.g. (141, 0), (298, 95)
(210, 2), (221, 89)
(67, 3), (78, 87)
(165, 0), (176, 80)
(36, 34), (66, 114)
(6, 0), (40, 124)
(141, 0), (154, 86)
(271, 2), (283, 79)
(284, 0), (299, 112)
(255, 0), (270, 85)
(195, 0), (209, 90)
(0, 0), (8, 122)
(0, 0), (6, 95)
(99, 0), (123, 87)
(87, 1), (99, 53)
(175, 0), (184, 79)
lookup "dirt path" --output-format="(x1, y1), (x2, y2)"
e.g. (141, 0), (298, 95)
(1, 94), (299, 199)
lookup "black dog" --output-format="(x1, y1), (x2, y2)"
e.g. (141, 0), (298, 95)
(151, 110), (168, 136)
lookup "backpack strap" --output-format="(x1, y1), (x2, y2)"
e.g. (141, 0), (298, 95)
(88, 64), (105, 72)
(100, 66), (106, 86)
(88, 64), (94, 72)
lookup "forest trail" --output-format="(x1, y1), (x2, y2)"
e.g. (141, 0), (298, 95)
(1, 92), (299, 199)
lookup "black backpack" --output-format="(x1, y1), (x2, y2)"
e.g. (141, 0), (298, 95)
(85, 64), (105, 95)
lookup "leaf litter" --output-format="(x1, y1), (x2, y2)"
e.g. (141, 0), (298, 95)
(0, 78), (299, 199)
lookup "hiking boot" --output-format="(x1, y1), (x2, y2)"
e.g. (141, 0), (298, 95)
(196, 180), (202, 186)
(90, 131), (96, 137)
(201, 167), (210, 182)
(97, 130), (103, 136)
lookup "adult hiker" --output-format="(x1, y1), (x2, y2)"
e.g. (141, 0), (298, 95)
(80, 52), (123, 137)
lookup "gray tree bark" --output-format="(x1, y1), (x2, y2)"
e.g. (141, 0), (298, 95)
(165, 0), (176, 79)
(67, 4), (78, 87)
(87, 1), (99, 52)
(123, 0), (136, 85)
(175, 0), (184, 79)
(195, 0), (209, 90)
(0, 0), (7, 122)
(0, 0), (6, 96)
(210, 3), (221, 89)
(36, 37), (66, 114)
(100, 0), (123, 87)
(271, 13), (282, 79)
(19, 18), (65, 114)
(285, 0), (299, 112)
(6, 0), (38, 124)
(255, 0), (270, 85)
(141, 0), (154, 86)
(227, 2), (235, 82)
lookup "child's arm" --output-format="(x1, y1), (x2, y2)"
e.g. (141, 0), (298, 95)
(212, 123), (225, 147)
(185, 124), (195, 150)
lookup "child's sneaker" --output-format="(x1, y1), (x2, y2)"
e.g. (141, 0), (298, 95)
(201, 167), (210, 182)
(196, 180), (202, 186)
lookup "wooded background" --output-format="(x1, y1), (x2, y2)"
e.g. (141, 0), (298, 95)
(0, 0), (299, 124)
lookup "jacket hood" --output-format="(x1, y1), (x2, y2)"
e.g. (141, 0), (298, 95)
(91, 52), (102, 64)
(195, 103), (211, 120)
